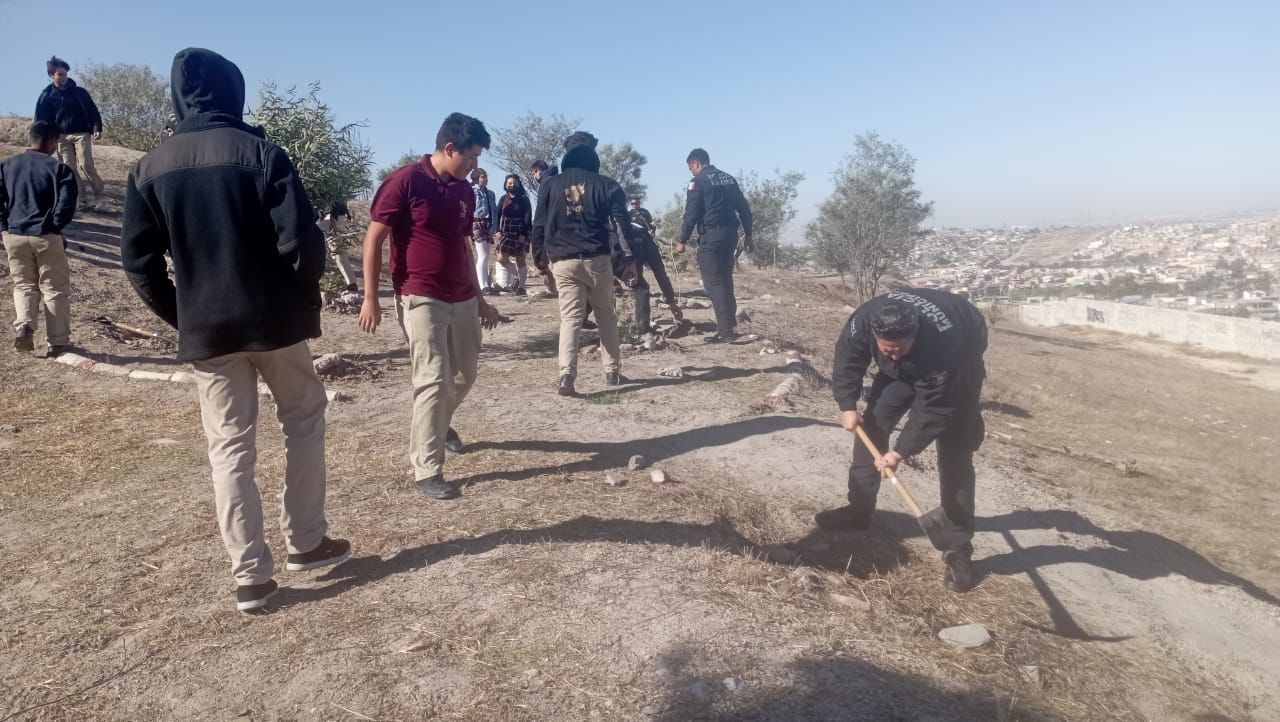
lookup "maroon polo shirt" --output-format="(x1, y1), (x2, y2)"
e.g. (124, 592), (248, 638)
(370, 157), (476, 302)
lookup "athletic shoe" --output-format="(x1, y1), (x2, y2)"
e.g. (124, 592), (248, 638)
(285, 536), (351, 572)
(235, 579), (279, 612)
(416, 475), (461, 500)
(14, 324), (34, 352)
(815, 505), (873, 531)
(45, 344), (74, 358)
(558, 375), (576, 397)
(445, 427), (465, 454)
(943, 551), (974, 592)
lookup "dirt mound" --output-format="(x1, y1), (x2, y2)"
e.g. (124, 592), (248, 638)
(0, 115), (29, 145)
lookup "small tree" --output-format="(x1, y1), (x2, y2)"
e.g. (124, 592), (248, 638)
(737, 169), (804, 268)
(806, 133), (932, 300)
(597, 142), (647, 201)
(377, 149), (422, 183)
(251, 82), (373, 216)
(79, 62), (169, 151)
(489, 111), (578, 190)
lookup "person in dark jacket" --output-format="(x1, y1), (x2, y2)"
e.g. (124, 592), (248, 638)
(493, 174), (533, 295)
(823, 288), (988, 592)
(530, 159), (558, 187)
(121, 48), (350, 613)
(34, 56), (105, 208)
(676, 148), (753, 342)
(1, 121), (78, 355)
(532, 131), (638, 397)
(627, 196), (682, 333)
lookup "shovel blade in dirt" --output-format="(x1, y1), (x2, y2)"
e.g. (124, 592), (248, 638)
(855, 425), (963, 552)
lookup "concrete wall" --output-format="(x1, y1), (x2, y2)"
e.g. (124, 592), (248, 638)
(1009, 298), (1280, 360)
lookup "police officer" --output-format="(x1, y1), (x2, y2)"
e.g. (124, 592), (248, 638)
(628, 197), (682, 333)
(823, 288), (988, 592)
(676, 148), (752, 342)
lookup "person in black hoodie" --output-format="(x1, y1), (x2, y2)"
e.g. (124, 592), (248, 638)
(532, 131), (638, 397)
(0, 121), (78, 355)
(824, 288), (988, 592)
(121, 48), (350, 613)
(34, 57), (106, 209)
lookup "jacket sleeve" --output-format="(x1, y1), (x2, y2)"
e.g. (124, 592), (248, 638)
(608, 183), (636, 255)
(532, 182), (550, 268)
(50, 162), (79, 231)
(679, 178), (704, 244)
(736, 184), (754, 238)
(121, 172), (179, 328)
(0, 164), (8, 231)
(265, 146), (325, 285)
(81, 89), (103, 134)
(832, 311), (873, 412)
(34, 90), (53, 125)
(521, 196), (533, 237)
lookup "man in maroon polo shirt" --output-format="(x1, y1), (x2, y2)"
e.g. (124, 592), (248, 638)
(358, 113), (499, 500)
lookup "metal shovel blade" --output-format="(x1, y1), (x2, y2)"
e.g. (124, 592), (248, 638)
(917, 506), (965, 552)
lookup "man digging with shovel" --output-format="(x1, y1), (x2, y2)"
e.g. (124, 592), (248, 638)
(821, 289), (988, 592)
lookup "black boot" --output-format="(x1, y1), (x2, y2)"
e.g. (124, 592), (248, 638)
(444, 427), (465, 454)
(558, 375), (576, 397)
(943, 551), (974, 592)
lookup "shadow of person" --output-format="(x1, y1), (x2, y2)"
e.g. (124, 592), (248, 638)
(274, 512), (911, 610)
(978, 509), (1279, 607)
(459, 415), (837, 487)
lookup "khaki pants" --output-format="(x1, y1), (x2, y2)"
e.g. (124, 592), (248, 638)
(3, 232), (71, 346)
(552, 255), (621, 379)
(193, 341), (329, 585)
(57, 133), (105, 200)
(396, 294), (482, 480)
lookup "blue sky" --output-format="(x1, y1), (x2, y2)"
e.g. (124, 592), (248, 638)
(2, 0), (1277, 232)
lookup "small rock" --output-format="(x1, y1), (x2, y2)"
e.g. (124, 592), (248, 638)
(649, 469), (668, 484)
(687, 680), (711, 701)
(741, 333), (760, 342)
(605, 473), (626, 487)
(682, 299), (712, 309)
(829, 593), (871, 612)
(939, 623), (991, 649)
(735, 309), (753, 323)
(723, 676), (746, 693)
(652, 667), (675, 682)
(657, 367), (684, 378)
(338, 291), (362, 305)
(1019, 665), (1041, 685)
(0, 424), (19, 434)
(149, 438), (181, 446)
(628, 455), (647, 470)
(619, 343), (636, 352)
(760, 294), (774, 300)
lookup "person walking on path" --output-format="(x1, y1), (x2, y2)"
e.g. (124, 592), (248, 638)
(358, 112), (500, 501)
(471, 168), (498, 294)
(493, 174), (533, 295)
(122, 48), (350, 613)
(822, 288), (988, 592)
(676, 148), (753, 342)
(532, 131), (638, 397)
(0, 121), (78, 356)
(34, 56), (106, 210)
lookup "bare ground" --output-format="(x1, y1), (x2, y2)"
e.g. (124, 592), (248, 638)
(2, 143), (1278, 720)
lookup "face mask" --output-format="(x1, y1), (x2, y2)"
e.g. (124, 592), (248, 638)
(506, 187), (517, 194)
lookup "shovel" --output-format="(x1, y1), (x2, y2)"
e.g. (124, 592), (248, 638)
(92, 316), (177, 348)
(854, 425), (960, 552)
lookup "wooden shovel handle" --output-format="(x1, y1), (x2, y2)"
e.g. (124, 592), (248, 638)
(854, 425), (926, 518)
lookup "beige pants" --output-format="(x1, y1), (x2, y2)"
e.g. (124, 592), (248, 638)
(552, 255), (621, 378)
(3, 232), (71, 346)
(193, 341), (329, 585)
(57, 133), (105, 200)
(396, 294), (482, 480)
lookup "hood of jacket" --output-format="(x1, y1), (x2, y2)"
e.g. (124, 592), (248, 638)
(170, 48), (246, 123)
(561, 145), (600, 173)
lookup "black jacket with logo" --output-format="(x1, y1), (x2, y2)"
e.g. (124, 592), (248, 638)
(680, 165), (753, 243)
(0, 150), (78, 235)
(531, 145), (636, 267)
(121, 48), (325, 363)
(34, 79), (103, 136)
(833, 289), (988, 456)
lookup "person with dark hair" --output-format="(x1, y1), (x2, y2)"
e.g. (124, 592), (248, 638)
(823, 288), (989, 592)
(531, 130), (638, 397)
(470, 168), (498, 294)
(676, 148), (753, 342)
(530, 159), (558, 187)
(359, 112), (500, 501)
(493, 174), (533, 295)
(1, 121), (78, 355)
(318, 200), (357, 291)
(35, 56), (105, 211)
(627, 197), (682, 333)
(122, 48), (349, 612)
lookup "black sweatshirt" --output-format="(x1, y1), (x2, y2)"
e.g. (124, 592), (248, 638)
(0, 150), (78, 235)
(121, 48), (325, 363)
(34, 79), (103, 136)
(833, 289), (988, 457)
(680, 165), (753, 243)
(531, 145), (636, 267)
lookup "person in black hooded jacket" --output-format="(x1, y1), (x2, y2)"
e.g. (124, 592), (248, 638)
(531, 131), (638, 396)
(121, 48), (349, 613)
(34, 56), (106, 208)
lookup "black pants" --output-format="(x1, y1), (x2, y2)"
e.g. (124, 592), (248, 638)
(696, 231), (738, 334)
(849, 372), (985, 554)
(632, 236), (678, 332)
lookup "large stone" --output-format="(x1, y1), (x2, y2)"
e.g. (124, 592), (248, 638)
(129, 369), (173, 382)
(605, 473), (626, 487)
(829, 593), (871, 612)
(649, 469), (669, 484)
(657, 367), (684, 378)
(939, 623), (991, 649)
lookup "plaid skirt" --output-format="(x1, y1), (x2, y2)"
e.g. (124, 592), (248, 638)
(471, 218), (492, 243)
(497, 234), (530, 256)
